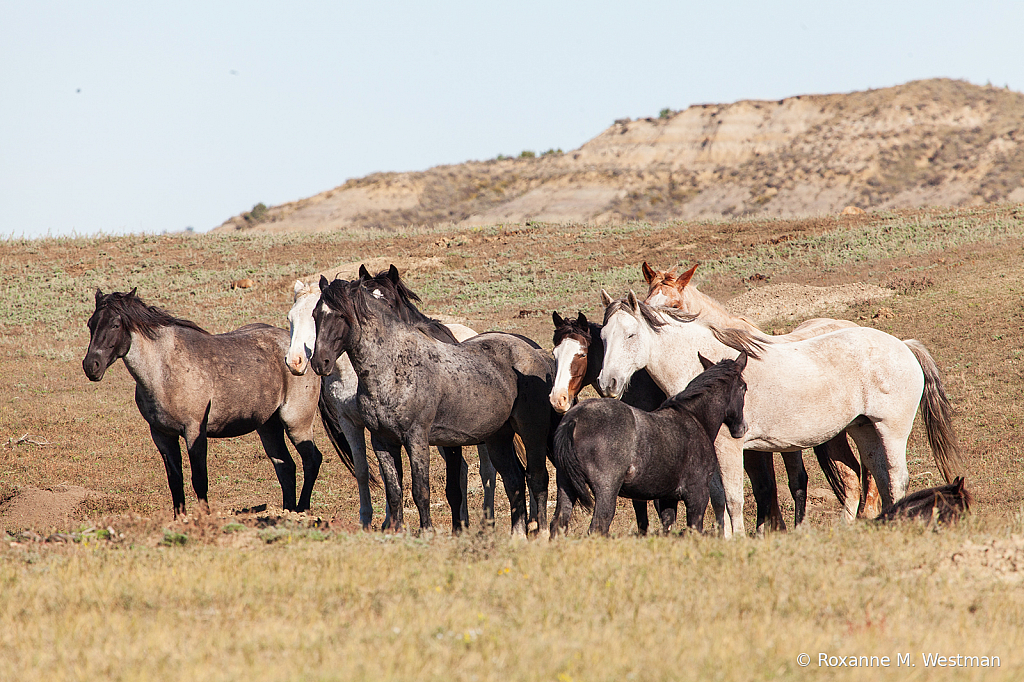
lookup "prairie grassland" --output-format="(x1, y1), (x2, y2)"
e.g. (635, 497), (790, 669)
(2, 205), (1024, 680)
(2, 519), (1024, 682)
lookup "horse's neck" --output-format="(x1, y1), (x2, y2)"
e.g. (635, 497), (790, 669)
(645, 322), (730, 395)
(122, 329), (173, 389)
(667, 395), (726, 442)
(684, 285), (762, 333)
(585, 322), (605, 389)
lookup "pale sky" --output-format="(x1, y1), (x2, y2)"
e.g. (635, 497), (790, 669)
(2, 1), (1022, 238)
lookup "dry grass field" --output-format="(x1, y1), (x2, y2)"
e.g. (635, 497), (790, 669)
(2, 204), (1024, 680)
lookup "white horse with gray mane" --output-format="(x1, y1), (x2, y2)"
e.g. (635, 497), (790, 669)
(285, 279), (494, 530)
(597, 291), (963, 538)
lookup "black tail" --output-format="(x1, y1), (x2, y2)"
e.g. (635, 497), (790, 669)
(551, 416), (594, 510)
(318, 385), (379, 489)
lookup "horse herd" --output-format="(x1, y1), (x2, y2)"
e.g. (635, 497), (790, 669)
(81, 262), (968, 538)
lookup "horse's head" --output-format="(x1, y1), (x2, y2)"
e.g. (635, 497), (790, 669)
(286, 279), (319, 376)
(550, 311), (593, 413)
(82, 288), (136, 381)
(699, 351), (749, 439)
(597, 290), (653, 400)
(311, 276), (364, 376)
(642, 261), (698, 308)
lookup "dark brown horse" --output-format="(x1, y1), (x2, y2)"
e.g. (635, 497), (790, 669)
(876, 477), (972, 525)
(83, 289), (324, 516)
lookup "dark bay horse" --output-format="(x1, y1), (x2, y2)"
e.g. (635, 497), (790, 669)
(550, 353), (748, 536)
(310, 273), (555, 536)
(83, 288), (324, 516)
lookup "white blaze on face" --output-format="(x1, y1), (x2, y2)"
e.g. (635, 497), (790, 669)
(550, 338), (583, 413)
(371, 288), (384, 299)
(286, 293), (319, 375)
(597, 313), (642, 399)
(646, 289), (670, 307)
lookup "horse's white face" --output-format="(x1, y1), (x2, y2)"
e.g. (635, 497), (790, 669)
(550, 337), (584, 413)
(286, 281), (319, 376)
(598, 309), (649, 399)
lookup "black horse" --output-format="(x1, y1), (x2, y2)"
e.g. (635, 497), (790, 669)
(550, 352), (748, 536)
(82, 289), (324, 516)
(310, 271), (555, 535)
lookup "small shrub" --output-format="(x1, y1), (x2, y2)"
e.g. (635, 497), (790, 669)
(160, 530), (188, 547)
(242, 203), (269, 224)
(519, 151), (535, 159)
(659, 108), (674, 119)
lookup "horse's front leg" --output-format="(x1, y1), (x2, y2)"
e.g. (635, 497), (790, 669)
(256, 420), (297, 511)
(370, 433), (404, 532)
(744, 451), (785, 535)
(656, 499), (678, 533)
(485, 436), (527, 537)
(151, 426), (186, 517)
(632, 500), (650, 536)
(284, 417), (323, 513)
(183, 417), (211, 515)
(519, 430), (550, 538)
(402, 430), (433, 533)
(715, 431), (746, 538)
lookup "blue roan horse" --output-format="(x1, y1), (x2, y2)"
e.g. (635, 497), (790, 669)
(550, 352), (749, 536)
(83, 288), (325, 516)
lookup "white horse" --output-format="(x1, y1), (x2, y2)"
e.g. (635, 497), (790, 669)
(597, 291), (963, 537)
(285, 280), (495, 529)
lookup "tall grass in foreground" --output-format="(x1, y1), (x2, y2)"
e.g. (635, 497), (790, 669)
(1, 519), (1022, 681)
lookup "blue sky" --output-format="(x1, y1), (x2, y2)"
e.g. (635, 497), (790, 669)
(2, 1), (1022, 238)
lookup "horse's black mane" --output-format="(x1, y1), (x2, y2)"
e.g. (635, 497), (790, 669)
(658, 356), (744, 412)
(93, 290), (208, 339)
(361, 268), (459, 344)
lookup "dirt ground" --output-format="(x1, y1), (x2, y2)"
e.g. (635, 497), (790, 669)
(1, 205), (1022, 539)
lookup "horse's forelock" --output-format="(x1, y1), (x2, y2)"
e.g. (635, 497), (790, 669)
(553, 315), (591, 348)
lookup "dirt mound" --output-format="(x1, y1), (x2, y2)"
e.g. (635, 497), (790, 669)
(948, 536), (1024, 584)
(726, 283), (893, 326)
(214, 79), (1024, 235)
(0, 485), (97, 533)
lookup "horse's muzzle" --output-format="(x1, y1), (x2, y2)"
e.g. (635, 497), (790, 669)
(82, 355), (107, 382)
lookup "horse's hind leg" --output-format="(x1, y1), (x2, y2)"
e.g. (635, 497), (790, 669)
(781, 451), (808, 526)
(744, 451), (785, 534)
(550, 468), (575, 538)
(440, 446), (466, 534)
(588, 486), (619, 536)
(485, 437), (527, 537)
(633, 500), (650, 536)
(846, 421), (910, 510)
(477, 444), (497, 528)
(814, 432), (864, 523)
(151, 427), (186, 517)
(257, 421), (297, 511)
(657, 499), (678, 533)
(283, 418), (324, 513)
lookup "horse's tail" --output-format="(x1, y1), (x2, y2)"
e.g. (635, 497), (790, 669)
(904, 339), (964, 484)
(551, 415), (594, 510)
(318, 384), (380, 489)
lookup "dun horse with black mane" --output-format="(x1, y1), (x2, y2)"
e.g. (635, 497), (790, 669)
(83, 288), (325, 516)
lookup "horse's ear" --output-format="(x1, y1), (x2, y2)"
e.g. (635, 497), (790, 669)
(627, 290), (640, 311)
(319, 275), (330, 292)
(127, 287), (138, 299)
(735, 351), (748, 372)
(293, 280), (305, 295)
(552, 311), (564, 327)
(358, 264), (370, 279)
(576, 311), (588, 326)
(387, 264), (401, 283)
(698, 353), (714, 371)
(641, 261), (656, 284)
(600, 289), (613, 306)
(675, 263), (699, 290)
(95, 288), (104, 305)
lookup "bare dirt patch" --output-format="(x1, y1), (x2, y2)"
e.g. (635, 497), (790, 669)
(0, 485), (94, 533)
(726, 282), (894, 326)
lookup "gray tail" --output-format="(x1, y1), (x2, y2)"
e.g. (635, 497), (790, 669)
(551, 416), (594, 510)
(318, 385), (380, 489)
(904, 339), (964, 483)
